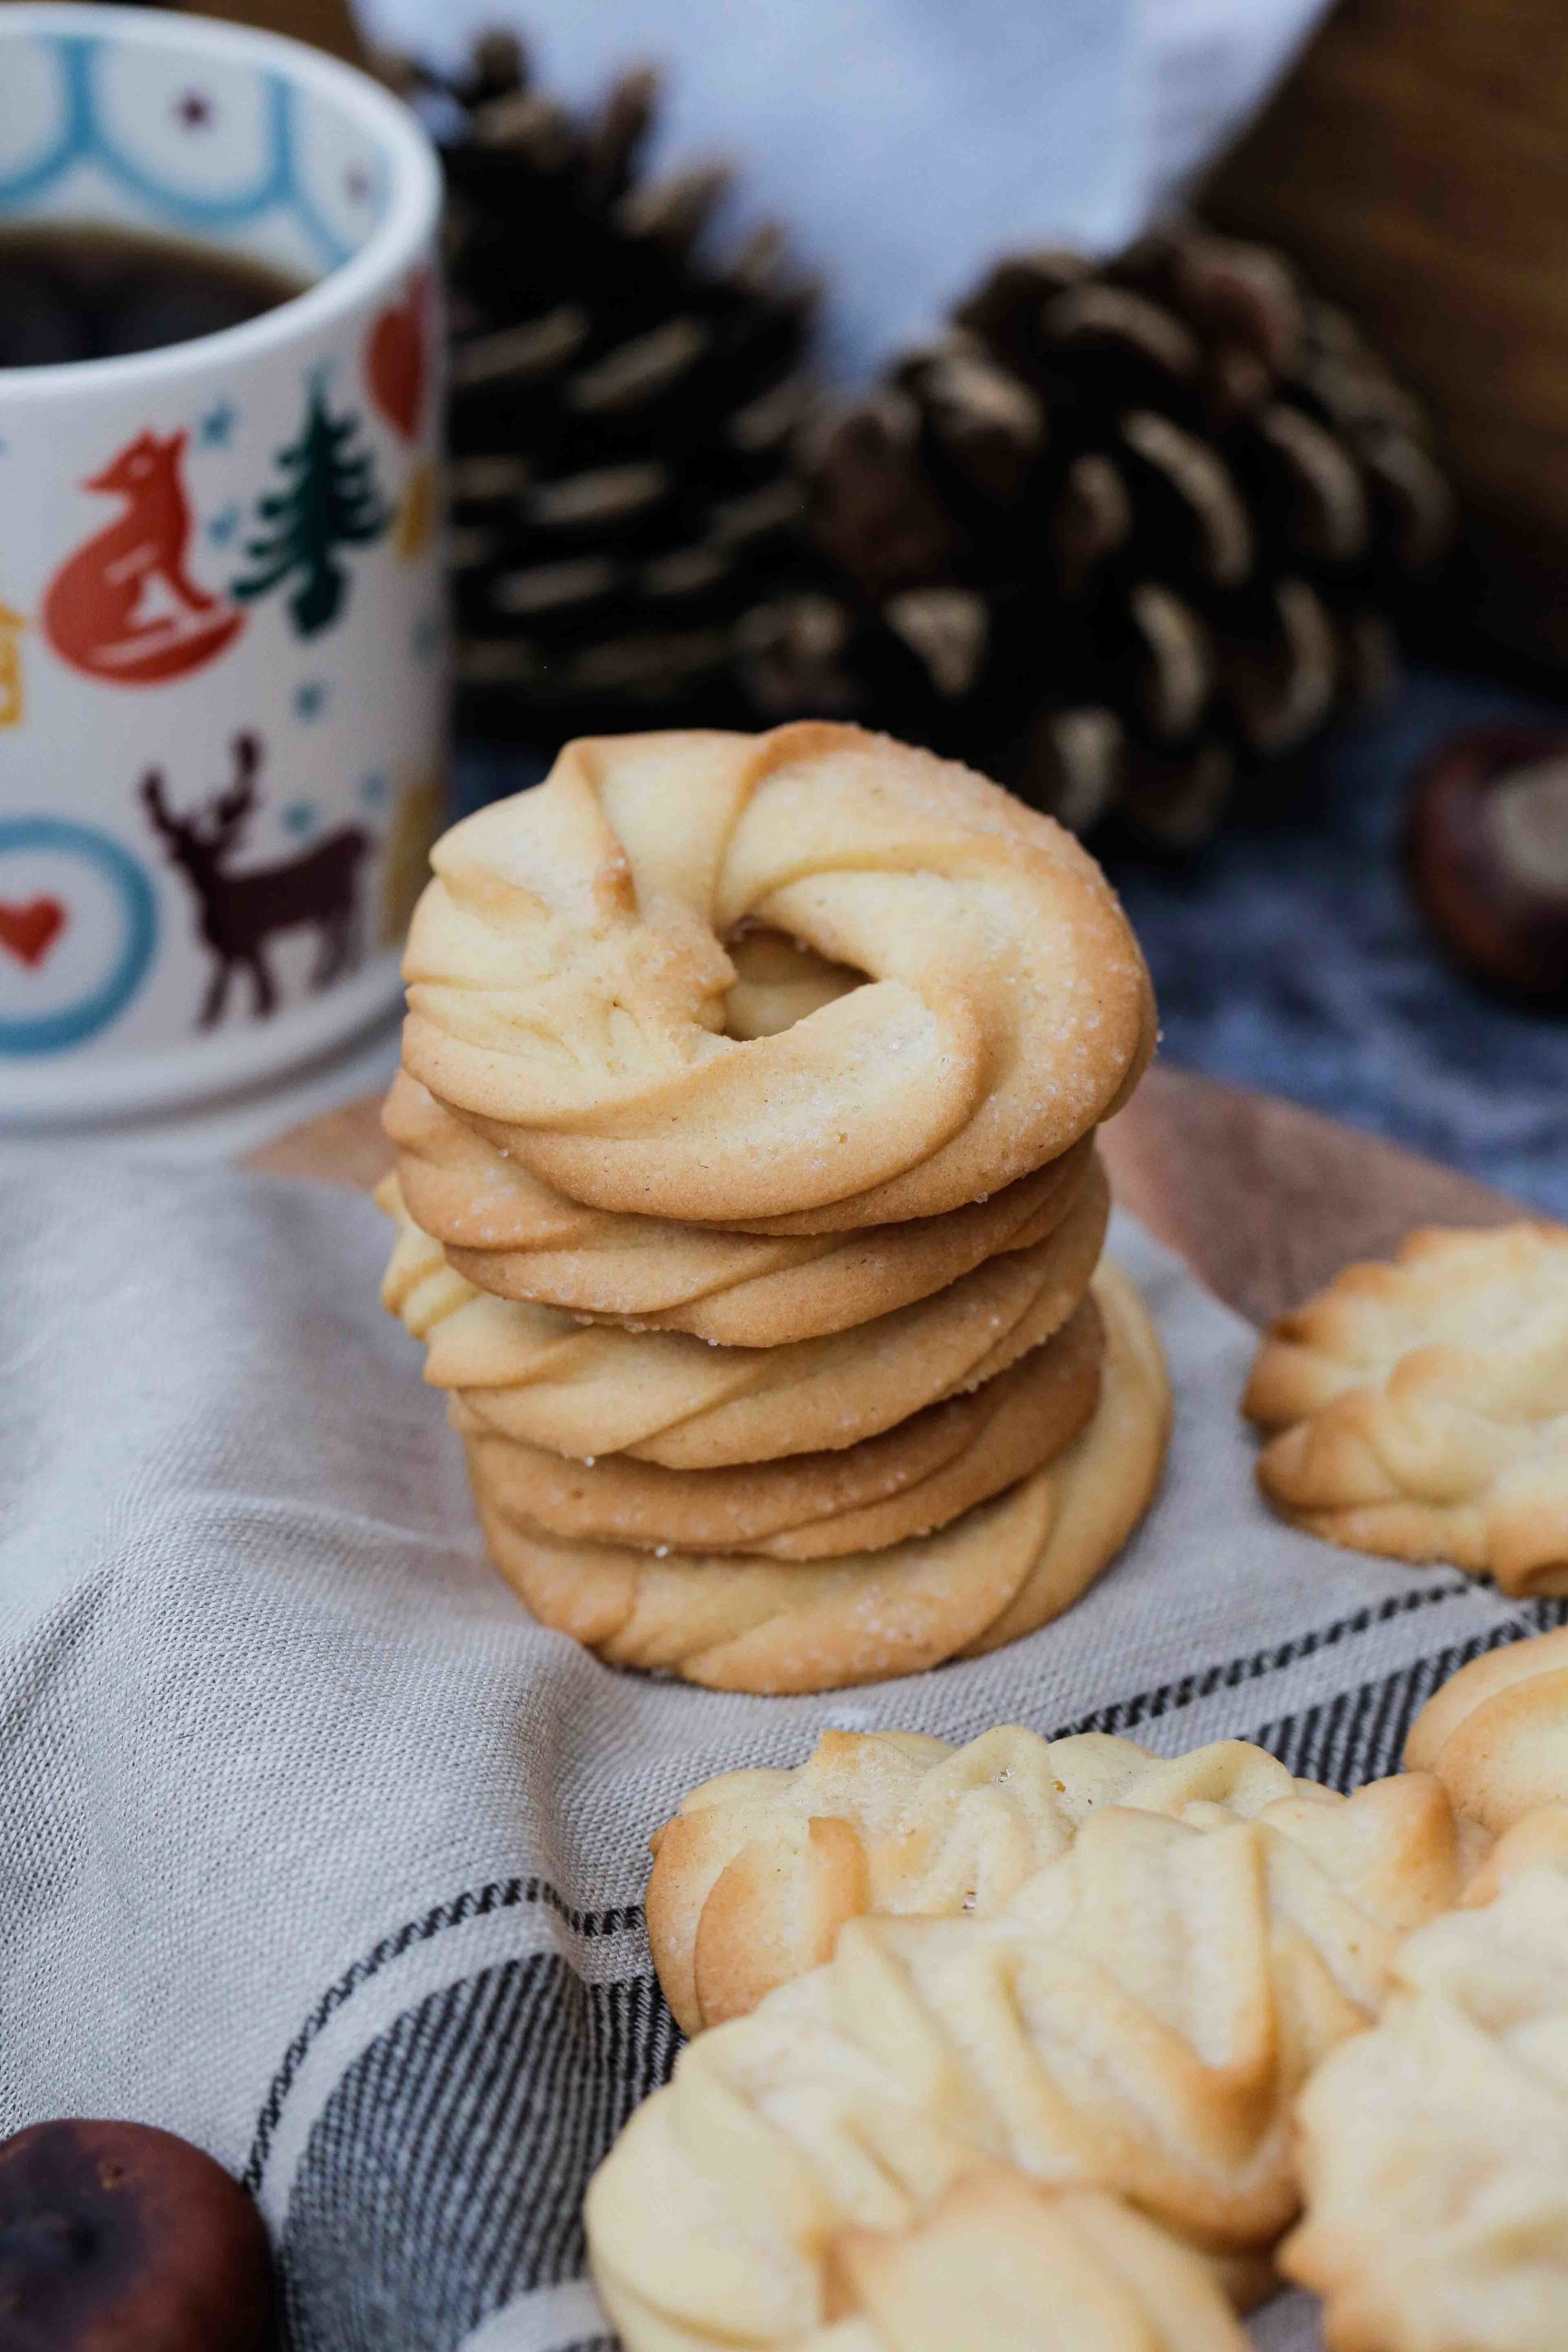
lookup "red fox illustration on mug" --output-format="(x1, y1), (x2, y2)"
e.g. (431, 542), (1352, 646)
(43, 428), (244, 685)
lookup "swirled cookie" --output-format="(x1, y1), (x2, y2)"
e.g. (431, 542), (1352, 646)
(647, 1728), (1337, 2035)
(379, 1166), (1106, 1469)
(385, 1072), (1100, 1347)
(401, 725), (1155, 1228)
(463, 1293), (1101, 1560)
(1243, 1223), (1568, 1593)
(594, 2163), (1248, 2352)
(1281, 1812), (1568, 2350)
(1405, 1625), (1568, 1837)
(471, 1261), (1168, 1692)
(585, 1764), (1464, 2341)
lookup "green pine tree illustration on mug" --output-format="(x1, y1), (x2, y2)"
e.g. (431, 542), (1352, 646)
(233, 379), (388, 637)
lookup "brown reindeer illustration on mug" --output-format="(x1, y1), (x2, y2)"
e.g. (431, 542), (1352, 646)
(141, 732), (371, 1026)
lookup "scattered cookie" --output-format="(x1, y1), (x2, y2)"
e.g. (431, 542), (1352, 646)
(470, 1261), (1168, 1692)
(596, 2163), (1249, 2351)
(1282, 1810), (1568, 2351)
(402, 724), (1155, 1228)
(1243, 1223), (1568, 1592)
(585, 1762), (1464, 2333)
(646, 1726), (1333, 2035)
(1405, 1624), (1568, 1837)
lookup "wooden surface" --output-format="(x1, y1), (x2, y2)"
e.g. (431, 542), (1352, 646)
(1202, 0), (1568, 670)
(247, 1062), (1522, 1329)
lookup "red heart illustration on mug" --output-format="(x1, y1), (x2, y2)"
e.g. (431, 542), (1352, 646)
(365, 274), (429, 440)
(0, 897), (66, 967)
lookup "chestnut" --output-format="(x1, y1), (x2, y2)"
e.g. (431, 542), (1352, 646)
(0, 2119), (270, 2352)
(1408, 724), (1568, 1001)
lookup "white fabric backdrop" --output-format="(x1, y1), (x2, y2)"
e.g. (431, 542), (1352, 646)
(363, 0), (1330, 374)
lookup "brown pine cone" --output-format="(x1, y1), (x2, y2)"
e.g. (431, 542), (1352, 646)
(377, 32), (820, 744)
(742, 222), (1453, 845)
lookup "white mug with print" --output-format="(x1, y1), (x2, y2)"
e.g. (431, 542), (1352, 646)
(0, 5), (446, 1126)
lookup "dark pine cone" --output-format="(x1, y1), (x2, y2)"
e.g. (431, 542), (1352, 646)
(377, 31), (819, 747)
(742, 223), (1454, 845)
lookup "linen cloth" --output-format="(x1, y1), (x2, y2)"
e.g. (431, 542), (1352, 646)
(0, 1155), (1551, 2352)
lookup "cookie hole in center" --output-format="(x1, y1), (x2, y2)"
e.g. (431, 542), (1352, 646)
(721, 925), (867, 1040)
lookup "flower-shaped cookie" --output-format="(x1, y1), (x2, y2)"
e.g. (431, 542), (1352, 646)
(611, 2165), (1248, 2352)
(648, 1725), (1337, 2034)
(587, 1764), (1465, 2343)
(1406, 1624), (1568, 1837)
(1243, 1223), (1568, 1593)
(1282, 1811), (1568, 2350)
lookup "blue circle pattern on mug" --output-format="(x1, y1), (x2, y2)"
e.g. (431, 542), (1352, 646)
(0, 29), (388, 274)
(0, 818), (158, 1055)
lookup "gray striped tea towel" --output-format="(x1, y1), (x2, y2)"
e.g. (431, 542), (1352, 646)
(0, 1154), (1546, 2351)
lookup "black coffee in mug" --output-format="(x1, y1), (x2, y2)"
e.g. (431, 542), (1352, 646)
(0, 222), (307, 368)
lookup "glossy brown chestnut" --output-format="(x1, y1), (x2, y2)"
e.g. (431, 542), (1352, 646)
(1408, 723), (1568, 1002)
(0, 2119), (271, 2352)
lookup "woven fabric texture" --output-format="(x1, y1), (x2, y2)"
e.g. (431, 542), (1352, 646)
(0, 1157), (1552, 2352)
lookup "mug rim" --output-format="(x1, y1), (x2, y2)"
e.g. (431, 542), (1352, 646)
(0, 3), (442, 401)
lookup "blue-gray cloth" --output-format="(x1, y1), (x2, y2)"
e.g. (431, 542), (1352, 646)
(1102, 669), (1568, 1218)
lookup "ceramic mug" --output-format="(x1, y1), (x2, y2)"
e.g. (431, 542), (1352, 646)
(0, 5), (445, 1127)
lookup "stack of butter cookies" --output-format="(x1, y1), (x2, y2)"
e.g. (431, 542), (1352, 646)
(378, 722), (1166, 1691)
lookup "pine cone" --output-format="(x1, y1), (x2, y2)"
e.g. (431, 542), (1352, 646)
(378, 33), (818, 743)
(743, 224), (1453, 845)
